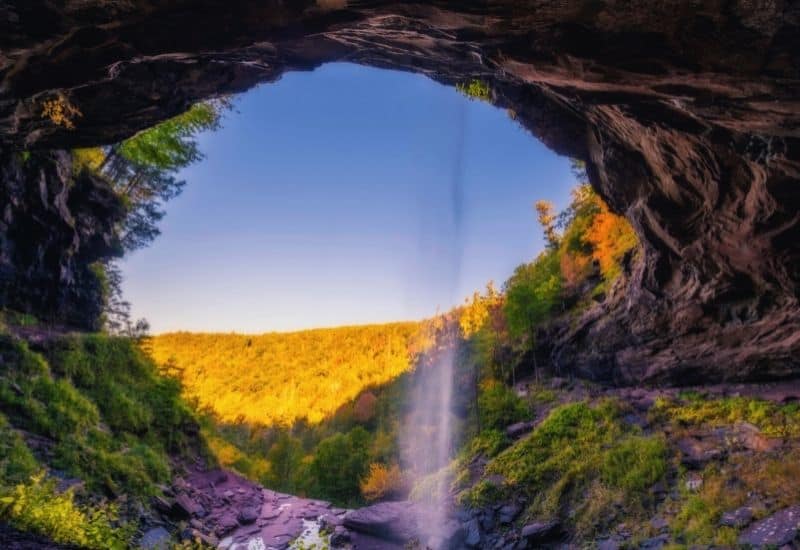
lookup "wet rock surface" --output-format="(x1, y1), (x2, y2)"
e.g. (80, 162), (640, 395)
(342, 501), (420, 542)
(168, 468), (344, 549)
(0, 2), (798, 382)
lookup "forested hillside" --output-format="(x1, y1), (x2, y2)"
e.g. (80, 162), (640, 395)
(149, 323), (429, 426)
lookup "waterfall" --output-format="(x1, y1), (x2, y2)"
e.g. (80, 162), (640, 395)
(401, 98), (467, 548)
(402, 347), (457, 548)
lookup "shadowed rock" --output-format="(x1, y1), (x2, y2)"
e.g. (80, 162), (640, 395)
(738, 506), (800, 548)
(0, 2), (799, 381)
(343, 501), (420, 542)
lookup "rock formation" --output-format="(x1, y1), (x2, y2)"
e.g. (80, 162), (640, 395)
(0, 150), (124, 329)
(1, 1), (798, 382)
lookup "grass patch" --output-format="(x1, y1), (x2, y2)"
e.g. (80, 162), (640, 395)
(669, 448), (800, 546)
(478, 381), (530, 431)
(651, 394), (800, 437)
(0, 414), (39, 484)
(464, 400), (669, 537)
(464, 428), (509, 459)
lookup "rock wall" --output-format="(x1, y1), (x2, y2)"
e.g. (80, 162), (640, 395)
(1, 1), (798, 381)
(0, 151), (124, 330)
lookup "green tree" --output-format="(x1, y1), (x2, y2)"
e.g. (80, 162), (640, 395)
(100, 100), (228, 252)
(309, 427), (370, 505)
(535, 200), (559, 249)
(73, 100), (229, 333)
(115, 102), (223, 172)
(263, 431), (304, 493)
(503, 250), (561, 340)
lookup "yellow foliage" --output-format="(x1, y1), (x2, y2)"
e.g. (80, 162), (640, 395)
(360, 463), (405, 501)
(585, 201), (638, 282)
(72, 147), (106, 173)
(458, 282), (502, 338)
(0, 473), (132, 549)
(206, 433), (244, 467)
(148, 323), (427, 427)
(535, 200), (559, 249)
(41, 96), (82, 129)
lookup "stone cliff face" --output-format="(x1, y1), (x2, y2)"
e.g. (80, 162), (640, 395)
(1, 1), (798, 382)
(0, 150), (124, 329)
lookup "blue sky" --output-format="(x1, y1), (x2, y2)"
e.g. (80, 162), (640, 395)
(121, 63), (575, 333)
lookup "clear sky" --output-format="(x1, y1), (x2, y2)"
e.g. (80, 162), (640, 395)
(121, 63), (575, 333)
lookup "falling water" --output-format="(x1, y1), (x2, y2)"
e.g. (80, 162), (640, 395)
(401, 97), (467, 549)
(403, 348), (457, 547)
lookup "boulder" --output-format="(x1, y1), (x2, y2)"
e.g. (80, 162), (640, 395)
(738, 506), (800, 548)
(343, 501), (419, 542)
(139, 527), (171, 550)
(720, 506), (754, 528)
(171, 494), (202, 519)
(330, 526), (350, 547)
(498, 504), (521, 524)
(520, 520), (559, 543)
(649, 517), (669, 532)
(463, 518), (482, 548)
(215, 513), (239, 536)
(733, 423), (784, 453)
(596, 537), (623, 550)
(640, 534), (669, 549)
(506, 421), (536, 440)
(237, 507), (259, 525)
(152, 496), (173, 515)
(676, 436), (725, 468)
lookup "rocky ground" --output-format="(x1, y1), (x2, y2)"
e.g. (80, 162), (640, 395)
(136, 378), (800, 549)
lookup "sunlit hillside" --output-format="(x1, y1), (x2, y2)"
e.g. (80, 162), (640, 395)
(148, 323), (429, 426)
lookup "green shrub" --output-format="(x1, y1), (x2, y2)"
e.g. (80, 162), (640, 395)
(0, 333), (196, 498)
(602, 435), (668, 493)
(0, 473), (133, 549)
(0, 414), (38, 484)
(478, 382), (529, 431)
(466, 429), (508, 459)
(459, 478), (503, 508)
(456, 80), (492, 102)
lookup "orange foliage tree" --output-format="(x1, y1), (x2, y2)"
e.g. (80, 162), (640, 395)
(585, 200), (638, 282)
(360, 463), (406, 501)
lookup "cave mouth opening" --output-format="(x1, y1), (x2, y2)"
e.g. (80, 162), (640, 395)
(2, 1), (798, 383)
(117, 63), (578, 335)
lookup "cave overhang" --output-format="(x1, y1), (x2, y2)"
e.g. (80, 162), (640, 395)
(1, 1), (799, 383)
